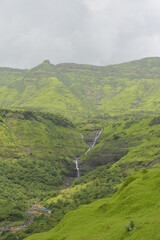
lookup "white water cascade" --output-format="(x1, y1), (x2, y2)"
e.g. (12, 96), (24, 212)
(80, 133), (84, 139)
(75, 129), (103, 178)
(75, 157), (80, 178)
(84, 129), (103, 155)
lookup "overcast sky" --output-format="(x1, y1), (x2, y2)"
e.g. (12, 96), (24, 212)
(0, 0), (160, 68)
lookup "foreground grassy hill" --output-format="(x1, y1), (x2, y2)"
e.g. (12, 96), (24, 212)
(25, 168), (160, 240)
(0, 109), (87, 229)
(1, 58), (160, 120)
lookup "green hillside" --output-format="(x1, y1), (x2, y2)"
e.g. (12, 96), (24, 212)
(12, 114), (160, 240)
(1, 57), (160, 239)
(80, 115), (160, 173)
(24, 168), (160, 240)
(0, 109), (87, 233)
(1, 58), (160, 120)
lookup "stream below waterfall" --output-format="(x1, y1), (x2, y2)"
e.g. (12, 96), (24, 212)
(75, 129), (103, 178)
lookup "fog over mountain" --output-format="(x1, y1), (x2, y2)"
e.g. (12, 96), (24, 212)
(0, 0), (160, 68)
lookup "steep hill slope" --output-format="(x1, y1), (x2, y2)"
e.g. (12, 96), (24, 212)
(1, 58), (160, 239)
(1, 58), (160, 120)
(0, 109), (87, 228)
(25, 168), (160, 240)
(11, 114), (160, 239)
(80, 115), (160, 173)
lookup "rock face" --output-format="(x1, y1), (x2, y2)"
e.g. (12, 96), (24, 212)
(75, 130), (103, 178)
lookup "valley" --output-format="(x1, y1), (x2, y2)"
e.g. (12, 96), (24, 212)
(0, 57), (160, 239)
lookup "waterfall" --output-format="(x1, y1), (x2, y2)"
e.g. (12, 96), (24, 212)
(90, 130), (103, 148)
(75, 157), (80, 178)
(84, 129), (103, 155)
(75, 129), (103, 178)
(80, 133), (84, 139)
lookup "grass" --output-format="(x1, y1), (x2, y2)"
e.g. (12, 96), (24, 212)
(79, 115), (160, 174)
(1, 58), (160, 120)
(0, 109), (87, 228)
(2, 110), (160, 239)
(1, 57), (160, 239)
(17, 113), (160, 239)
(24, 168), (160, 240)
(46, 183), (89, 205)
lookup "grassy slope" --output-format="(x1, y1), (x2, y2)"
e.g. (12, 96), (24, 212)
(19, 114), (160, 239)
(1, 58), (160, 238)
(0, 109), (87, 224)
(78, 115), (160, 175)
(1, 58), (160, 120)
(25, 168), (160, 240)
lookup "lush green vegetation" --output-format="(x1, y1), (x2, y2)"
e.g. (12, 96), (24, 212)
(15, 165), (123, 239)
(25, 168), (160, 240)
(1, 57), (160, 239)
(13, 114), (160, 239)
(1, 57), (160, 120)
(0, 109), (87, 238)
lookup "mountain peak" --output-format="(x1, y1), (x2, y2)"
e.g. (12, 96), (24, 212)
(30, 59), (56, 73)
(43, 59), (51, 64)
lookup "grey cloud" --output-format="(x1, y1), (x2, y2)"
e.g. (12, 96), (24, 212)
(0, 0), (160, 68)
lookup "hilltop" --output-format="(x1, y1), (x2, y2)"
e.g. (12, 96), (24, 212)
(1, 57), (160, 120)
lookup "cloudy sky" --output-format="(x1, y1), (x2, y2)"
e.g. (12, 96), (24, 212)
(0, 0), (160, 68)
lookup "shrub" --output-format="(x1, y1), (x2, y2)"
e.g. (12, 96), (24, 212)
(125, 219), (134, 232)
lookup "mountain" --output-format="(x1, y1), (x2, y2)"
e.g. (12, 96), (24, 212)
(1, 57), (160, 239)
(1, 57), (160, 120)
(0, 109), (87, 231)
(16, 113), (160, 239)
(2, 112), (159, 239)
